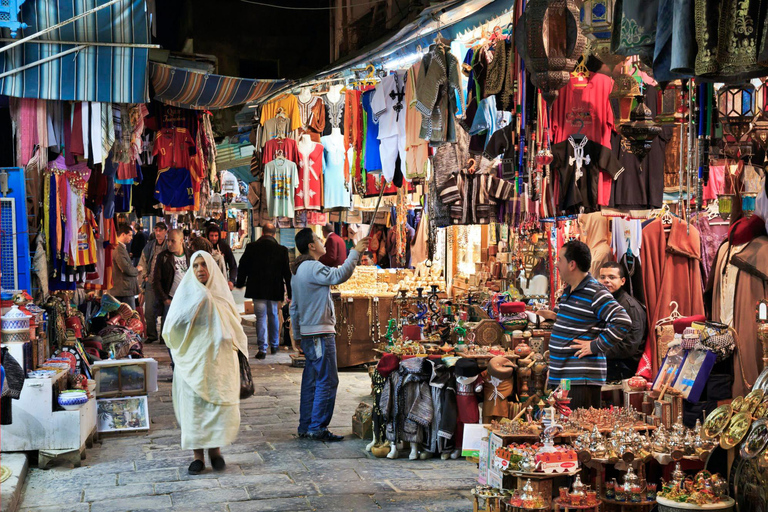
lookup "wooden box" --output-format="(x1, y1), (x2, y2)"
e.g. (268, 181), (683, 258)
(352, 402), (372, 439)
(624, 391), (645, 412)
(243, 299), (254, 315)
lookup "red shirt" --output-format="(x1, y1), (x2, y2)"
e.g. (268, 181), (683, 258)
(319, 232), (347, 267)
(549, 74), (615, 206)
(153, 128), (196, 170)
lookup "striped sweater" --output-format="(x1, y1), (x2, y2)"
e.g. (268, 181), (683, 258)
(548, 275), (632, 387)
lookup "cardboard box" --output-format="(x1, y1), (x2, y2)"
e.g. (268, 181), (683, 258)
(243, 299), (254, 315)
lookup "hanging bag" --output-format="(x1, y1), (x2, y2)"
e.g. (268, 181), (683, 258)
(238, 350), (254, 399)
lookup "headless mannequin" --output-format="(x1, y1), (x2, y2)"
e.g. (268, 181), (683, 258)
(330, 126), (342, 139)
(298, 87), (312, 104)
(299, 134), (314, 150)
(326, 84), (343, 104)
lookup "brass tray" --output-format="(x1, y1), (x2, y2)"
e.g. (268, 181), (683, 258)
(720, 412), (752, 450)
(702, 404), (733, 439)
(743, 389), (765, 415)
(756, 398), (768, 419)
(731, 396), (745, 412)
(740, 419), (768, 460)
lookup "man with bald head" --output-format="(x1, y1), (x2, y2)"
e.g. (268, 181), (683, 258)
(154, 229), (192, 344)
(236, 222), (292, 359)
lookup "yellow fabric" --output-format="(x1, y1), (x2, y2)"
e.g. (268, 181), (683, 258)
(162, 250), (248, 405)
(260, 94), (303, 132)
(579, 212), (614, 276)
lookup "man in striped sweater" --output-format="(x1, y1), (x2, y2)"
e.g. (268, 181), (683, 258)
(537, 240), (632, 410)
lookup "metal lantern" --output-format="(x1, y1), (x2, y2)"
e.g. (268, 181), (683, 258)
(742, 192), (757, 217)
(525, 0), (587, 106)
(618, 94), (662, 161)
(589, 39), (626, 68)
(656, 81), (684, 124)
(717, 193), (735, 221)
(717, 84), (757, 142)
(610, 73), (641, 122)
(580, 0), (614, 39)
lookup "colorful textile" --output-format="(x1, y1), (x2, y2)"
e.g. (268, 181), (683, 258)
(155, 168), (194, 208)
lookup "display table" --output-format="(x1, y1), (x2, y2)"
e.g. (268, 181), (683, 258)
(553, 498), (601, 512)
(601, 497), (656, 512)
(655, 497), (735, 512)
(1, 375), (97, 467)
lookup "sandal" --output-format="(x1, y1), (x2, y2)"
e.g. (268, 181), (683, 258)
(188, 459), (205, 475)
(211, 456), (226, 472)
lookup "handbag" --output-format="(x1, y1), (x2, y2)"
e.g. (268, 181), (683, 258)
(238, 350), (254, 399)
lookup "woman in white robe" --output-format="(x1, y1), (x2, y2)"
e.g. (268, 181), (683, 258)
(162, 250), (249, 474)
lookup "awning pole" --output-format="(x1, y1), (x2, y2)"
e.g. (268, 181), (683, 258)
(0, 38), (160, 49)
(0, 45), (87, 79)
(0, 0), (124, 55)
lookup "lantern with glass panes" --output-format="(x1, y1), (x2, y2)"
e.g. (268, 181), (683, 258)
(717, 83), (757, 159)
(618, 92), (662, 161)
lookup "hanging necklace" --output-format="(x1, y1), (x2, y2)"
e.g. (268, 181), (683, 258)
(567, 136), (590, 183)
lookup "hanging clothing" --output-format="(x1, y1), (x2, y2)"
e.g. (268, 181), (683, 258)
(484, 39), (515, 111)
(321, 134), (350, 209)
(612, 218), (643, 262)
(710, 237), (768, 396)
(579, 212), (614, 277)
(322, 92), (345, 136)
(653, 0), (696, 81)
(550, 137), (624, 214)
(405, 62), (429, 180)
(260, 94), (303, 132)
(692, 212), (729, 284)
(155, 168), (194, 208)
(297, 95), (325, 143)
(482, 124), (517, 180)
(439, 170), (515, 225)
(695, 0), (768, 80)
(620, 252), (645, 304)
(638, 218), (705, 378)
(611, 0), (659, 60)
(263, 157), (299, 218)
(263, 137), (299, 167)
(549, 74), (616, 206)
(295, 139), (323, 211)
(260, 116), (293, 147)
(163, 250), (248, 450)
(415, 44), (463, 145)
(373, 70), (407, 183)
(361, 89), (382, 172)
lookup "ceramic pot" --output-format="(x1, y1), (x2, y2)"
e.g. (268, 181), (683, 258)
(514, 342), (532, 358)
(58, 391), (88, 411)
(627, 376), (647, 391)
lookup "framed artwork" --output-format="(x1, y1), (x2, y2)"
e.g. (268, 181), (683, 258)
(93, 361), (147, 397)
(97, 396), (150, 433)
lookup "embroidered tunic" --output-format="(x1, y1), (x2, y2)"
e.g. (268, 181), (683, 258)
(297, 96), (325, 143)
(322, 94), (345, 136)
(295, 140), (323, 211)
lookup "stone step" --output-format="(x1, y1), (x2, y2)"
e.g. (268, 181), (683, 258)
(0, 453), (29, 512)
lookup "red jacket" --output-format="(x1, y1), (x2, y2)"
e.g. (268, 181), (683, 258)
(319, 232), (347, 267)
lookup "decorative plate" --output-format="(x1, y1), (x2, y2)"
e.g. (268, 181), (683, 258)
(743, 389), (765, 414)
(740, 419), (768, 460)
(720, 412), (753, 450)
(731, 396), (745, 412)
(754, 367), (768, 392)
(756, 399), (768, 419)
(702, 404), (733, 439)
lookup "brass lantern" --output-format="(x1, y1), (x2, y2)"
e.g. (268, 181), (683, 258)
(525, 0), (587, 106)
(717, 193), (735, 221)
(618, 94), (662, 161)
(717, 83), (757, 154)
(656, 81), (684, 124)
(610, 73), (641, 122)
(580, 0), (614, 39)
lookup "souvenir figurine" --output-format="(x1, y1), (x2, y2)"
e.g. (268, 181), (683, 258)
(481, 355), (515, 423)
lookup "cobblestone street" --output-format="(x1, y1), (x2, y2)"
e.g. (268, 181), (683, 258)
(17, 327), (476, 512)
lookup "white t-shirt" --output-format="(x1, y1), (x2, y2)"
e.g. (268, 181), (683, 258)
(170, 254), (188, 297)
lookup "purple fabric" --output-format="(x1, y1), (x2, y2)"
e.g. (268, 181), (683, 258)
(693, 213), (728, 284)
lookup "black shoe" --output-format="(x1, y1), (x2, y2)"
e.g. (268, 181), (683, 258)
(309, 430), (344, 442)
(144, 338), (156, 344)
(297, 432), (308, 439)
(188, 459), (205, 475)
(211, 456), (226, 471)
(270, 347), (278, 355)
(255, 351), (266, 360)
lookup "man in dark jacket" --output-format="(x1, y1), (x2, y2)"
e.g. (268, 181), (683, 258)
(138, 222), (167, 343)
(318, 223), (346, 267)
(110, 224), (139, 308)
(236, 223), (292, 359)
(599, 262), (647, 381)
(153, 229), (191, 342)
(206, 224), (238, 289)
(130, 221), (147, 266)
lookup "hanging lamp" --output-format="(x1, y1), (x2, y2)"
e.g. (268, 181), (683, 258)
(610, 72), (641, 122)
(717, 83), (757, 158)
(525, 0), (587, 106)
(618, 94), (662, 161)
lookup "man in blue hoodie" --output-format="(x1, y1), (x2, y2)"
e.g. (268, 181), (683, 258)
(290, 228), (369, 442)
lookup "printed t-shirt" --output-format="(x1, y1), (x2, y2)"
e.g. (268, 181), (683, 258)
(153, 128), (196, 170)
(263, 158), (299, 218)
(170, 254), (188, 297)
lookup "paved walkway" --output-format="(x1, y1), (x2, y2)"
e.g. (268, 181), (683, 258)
(18, 327), (476, 512)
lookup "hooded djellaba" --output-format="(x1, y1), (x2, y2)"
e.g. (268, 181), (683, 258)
(162, 250), (249, 453)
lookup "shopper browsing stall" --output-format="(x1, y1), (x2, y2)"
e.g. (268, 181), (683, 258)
(110, 224), (140, 309)
(138, 222), (168, 344)
(154, 229), (192, 342)
(162, 251), (248, 475)
(290, 228), (369, 441)
(236, 222), (293, 360)
(598, 262), (647, 382)
(536, 240), (631, 410)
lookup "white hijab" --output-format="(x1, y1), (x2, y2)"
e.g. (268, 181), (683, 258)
(162, 250), (248, 405)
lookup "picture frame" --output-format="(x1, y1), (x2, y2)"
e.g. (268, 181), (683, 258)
(93, 361), (147, 397)
(97, 396), (150, 433)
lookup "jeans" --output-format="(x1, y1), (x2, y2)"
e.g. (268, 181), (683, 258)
(253, 299), (280, 353)
(115, 296), (136, 309)
(298, 335), (339, 435)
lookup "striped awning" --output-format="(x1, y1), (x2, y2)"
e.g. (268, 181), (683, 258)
(0, 0), (150, 104)
(150, 62), (290, 110)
